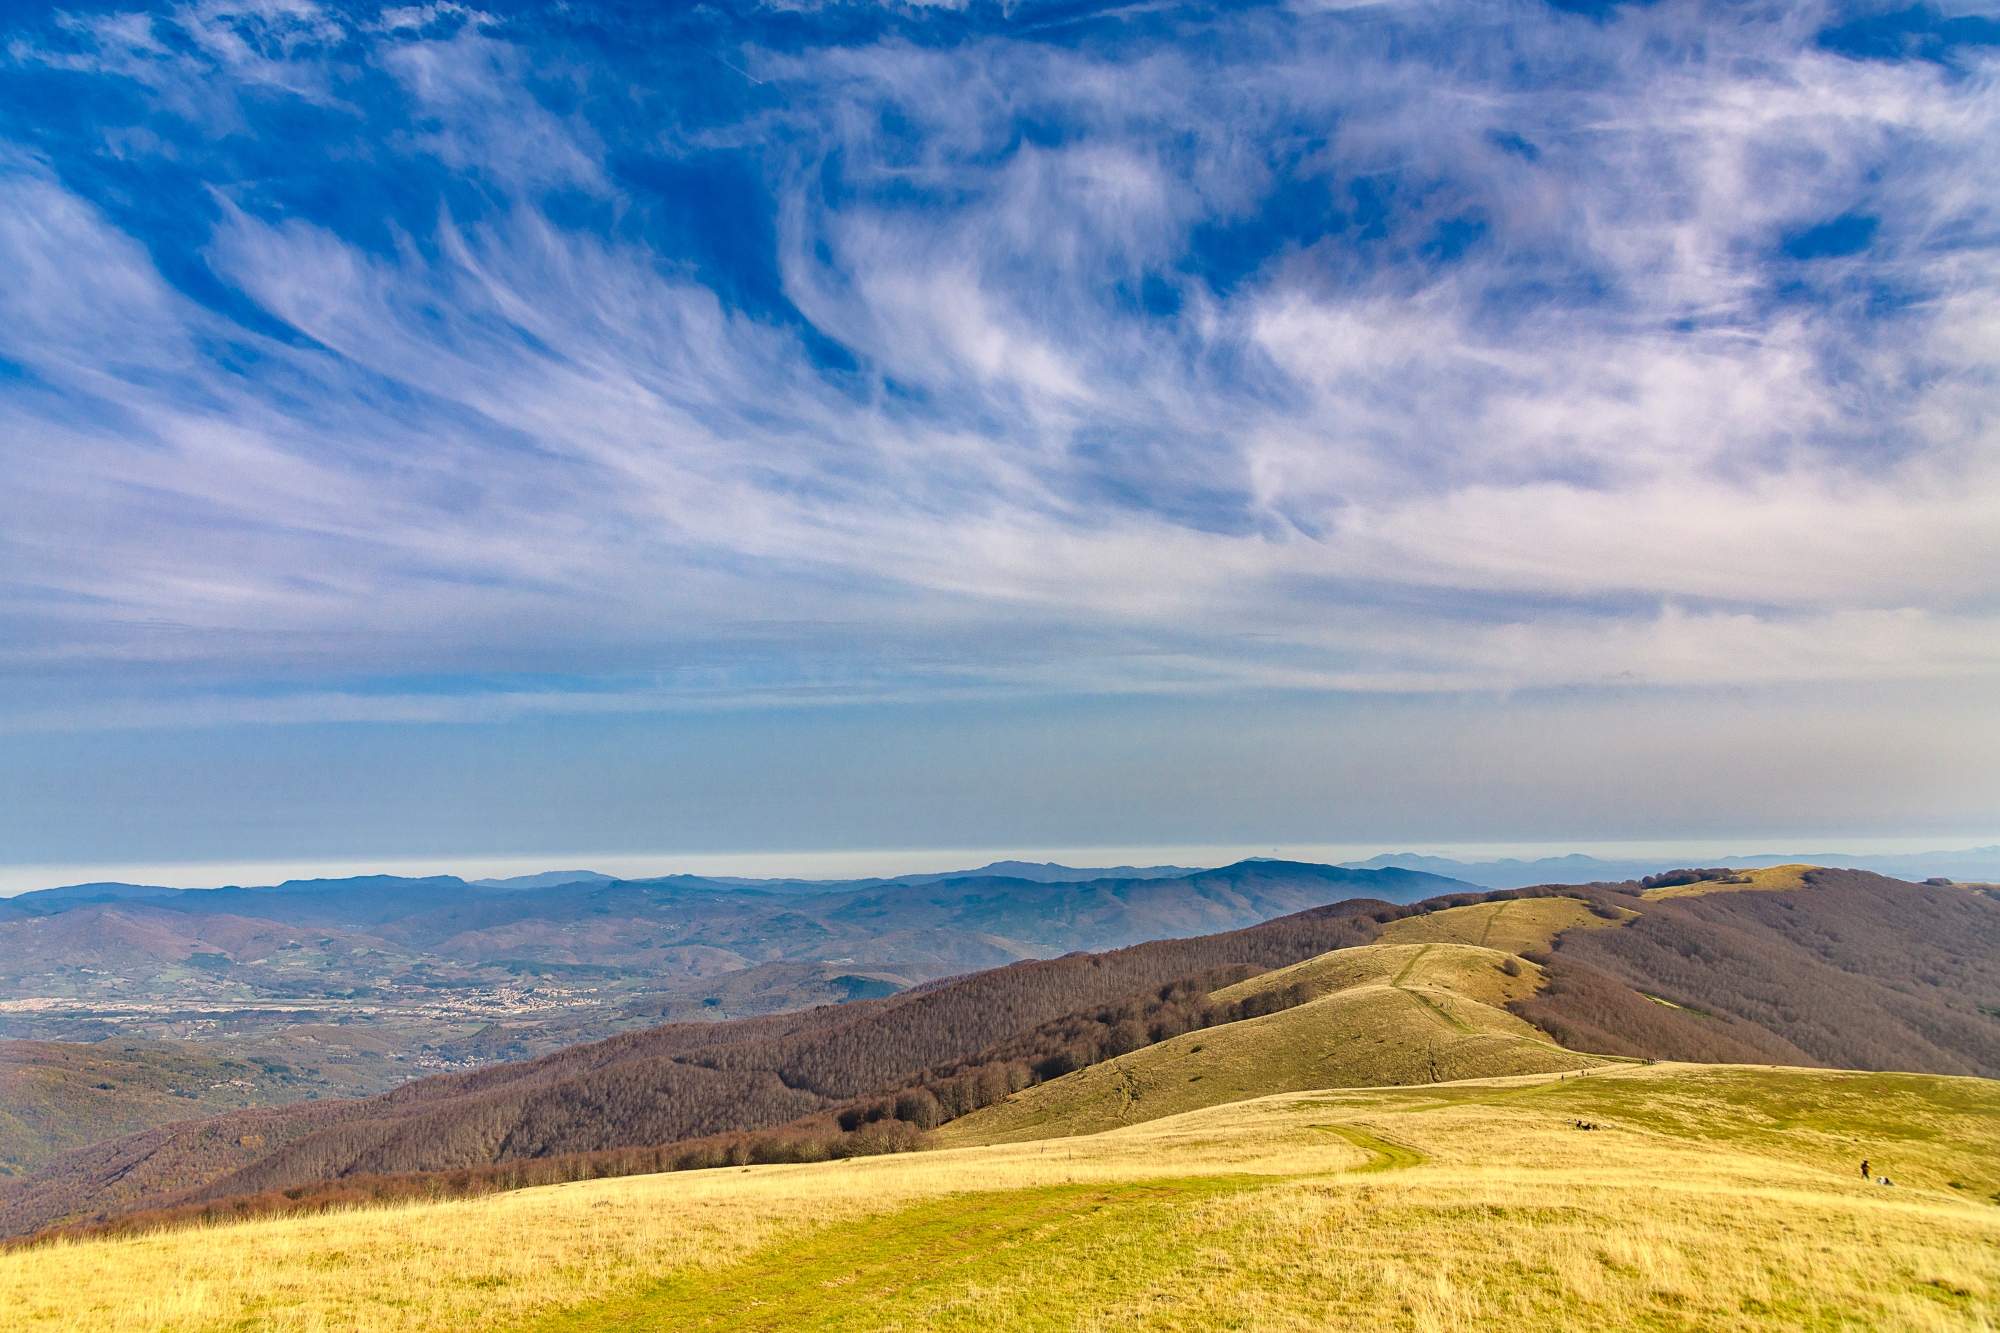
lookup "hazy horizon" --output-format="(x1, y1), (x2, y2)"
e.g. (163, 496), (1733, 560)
(9, 835), (1998, 897)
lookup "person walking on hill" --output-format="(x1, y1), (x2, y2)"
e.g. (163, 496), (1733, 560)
(1861, 1159), (1870, 1179)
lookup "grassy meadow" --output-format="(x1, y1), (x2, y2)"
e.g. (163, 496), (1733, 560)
(4, 1062), (1996, 1332)
(1372, 893), (1636, 949)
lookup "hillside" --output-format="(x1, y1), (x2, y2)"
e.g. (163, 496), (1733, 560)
(0, 1040), (386, 1177)
(937, 940), (1591, 1144)
(0, 903), (441, 1003)
(5, 1063), (1994, 1333)
(929, 898), (1633, 1144)
(1546, 868), (2000, 1076)
(0, 892), (1401, 1235)
(895, 874), (2000, 1146)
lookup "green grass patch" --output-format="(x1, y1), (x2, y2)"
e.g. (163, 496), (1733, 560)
(1388, 943), (1433, 988)
(532, 1176), (1271, 1333)
(1400, 988), (1477, 1035)
(1309, 1066), (2000, 1201)
(1310, 1124), (1428, 1172)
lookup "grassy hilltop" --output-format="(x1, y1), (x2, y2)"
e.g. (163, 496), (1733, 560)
(3, 1063), (1994, 1332)
(939, 942), (1584, 1143)
(939, 897), (1629, 1143)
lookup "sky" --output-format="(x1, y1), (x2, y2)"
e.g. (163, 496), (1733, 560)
(2, 0), (1998, 885)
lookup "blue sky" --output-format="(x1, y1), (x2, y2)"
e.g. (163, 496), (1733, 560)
(2, 0), (1997, 879)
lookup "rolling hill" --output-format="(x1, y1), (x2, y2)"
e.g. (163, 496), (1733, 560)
(936, 939), (1589, 1144)
(936, 896), (1639, 1144)
(6, 1063), (1995, 1333)
(4, 865), (1995, 1246)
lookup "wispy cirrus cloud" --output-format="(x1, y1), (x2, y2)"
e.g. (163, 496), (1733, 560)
(1, 0), (1996, 735)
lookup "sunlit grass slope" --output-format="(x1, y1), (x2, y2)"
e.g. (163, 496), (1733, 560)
(5, 1064), (1996, 1332)
(1374, 894), (1633, 950)
(937, 938), (1601, 1144)
(0, 1098), (1376, 1333)
(551, 1067), (2000, 1333)
(1643, 864), (1817, 899)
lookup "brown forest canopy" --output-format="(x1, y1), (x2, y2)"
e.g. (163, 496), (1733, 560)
(1547, 870), (2000, 1078)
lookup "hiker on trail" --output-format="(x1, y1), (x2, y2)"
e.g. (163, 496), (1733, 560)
(1861, 1160), (1870, 1179)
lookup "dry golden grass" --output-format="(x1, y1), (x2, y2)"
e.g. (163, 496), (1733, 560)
(1642, 864), (1817, 899)
(0, 1103), (1371, 1333)
(4, 1066), (1996, 1333)
(1217, 938), (1542, 1006)
(1125, 1067), (2000, 1332)
(665, 1065), (2000, 1332)
(1375, 895), (1630, 952)
(1068, 1166), (2000, 1332)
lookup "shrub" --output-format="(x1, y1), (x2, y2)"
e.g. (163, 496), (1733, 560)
(893, 1088), (941, 1130)
(1639, 868), (1737, 890)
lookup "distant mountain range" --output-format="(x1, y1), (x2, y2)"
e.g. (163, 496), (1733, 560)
(0, 861), (1459, 946)
(468, 870), (618, 890)
(22, 846), (1991, 908)
(5, 859), (1214, 911)
(0, 860), (1471, 1067)
(701, 861), (1205, 890)
(8, 846), (1988, 1072)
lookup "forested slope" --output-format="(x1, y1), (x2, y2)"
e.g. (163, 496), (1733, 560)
(1523, 871), (2000, 1076)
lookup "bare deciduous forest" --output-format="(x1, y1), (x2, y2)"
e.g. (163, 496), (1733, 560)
(1554, 872), (2000, 1077)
